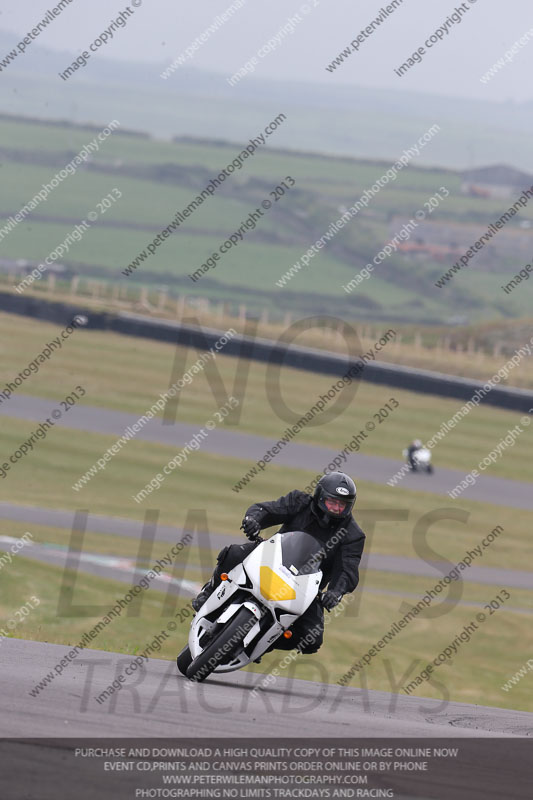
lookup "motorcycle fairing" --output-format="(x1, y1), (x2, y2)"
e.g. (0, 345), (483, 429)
(188, 533), (322, 673)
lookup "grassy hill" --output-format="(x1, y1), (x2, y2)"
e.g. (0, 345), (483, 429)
(2, 114), (533, 323)
(2, 34), (533, 171)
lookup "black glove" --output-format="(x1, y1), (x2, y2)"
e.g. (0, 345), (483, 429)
(240, 515), (261, 540)
(321, 590), (342, 611)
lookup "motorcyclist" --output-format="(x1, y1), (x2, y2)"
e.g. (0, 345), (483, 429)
(406, 439), (423, 470)
(191, 472), (365, 654)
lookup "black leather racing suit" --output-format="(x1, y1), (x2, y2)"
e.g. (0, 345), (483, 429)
(211, 490), (366, 654)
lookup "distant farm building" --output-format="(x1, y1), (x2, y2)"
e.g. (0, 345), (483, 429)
(394, 241), (461, 262)
(389, 216), (533, 272)
(461, 165), (533, 199)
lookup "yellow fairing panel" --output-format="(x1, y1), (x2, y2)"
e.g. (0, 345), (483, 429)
(259, 566), (296, 602)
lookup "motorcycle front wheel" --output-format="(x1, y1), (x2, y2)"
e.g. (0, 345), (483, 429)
(176, 644), (193, 676)
(186, 607), (257, 683)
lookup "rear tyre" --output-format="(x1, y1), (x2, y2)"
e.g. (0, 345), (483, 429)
(176, 644), (193, 675)
(186, 607), (256, 683)
(427, 464), (434, 474)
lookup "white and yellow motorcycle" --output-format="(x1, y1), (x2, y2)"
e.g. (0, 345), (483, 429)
(176, 530), (324, 682)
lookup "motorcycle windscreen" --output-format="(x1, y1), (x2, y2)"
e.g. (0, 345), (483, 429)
(280, 530), (326, 576)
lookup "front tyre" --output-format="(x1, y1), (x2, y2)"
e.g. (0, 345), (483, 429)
(186, 607), (257, 683)
(176, 644), (193, 675)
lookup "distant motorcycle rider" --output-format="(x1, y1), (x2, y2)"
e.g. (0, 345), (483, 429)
(406, 439), (423, 470)
(191, 472), (365, 654)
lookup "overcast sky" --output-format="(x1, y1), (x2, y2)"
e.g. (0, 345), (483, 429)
(1, 0), (532, 102)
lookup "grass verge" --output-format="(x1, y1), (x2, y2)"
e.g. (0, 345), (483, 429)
(1, 312), (531, 481)
(4, 556), (531, 712)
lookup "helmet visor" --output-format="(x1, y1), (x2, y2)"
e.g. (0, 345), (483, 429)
(324, 497), (347, 516)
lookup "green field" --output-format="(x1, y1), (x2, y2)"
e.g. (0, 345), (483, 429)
(1, 312), (530, 483)
(2, 114), (533, 322)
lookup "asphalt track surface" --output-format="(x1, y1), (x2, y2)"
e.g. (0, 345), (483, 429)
(2, 502), (533, 593)
(3, 393), (533, 510)
(3, 638), (532, 738)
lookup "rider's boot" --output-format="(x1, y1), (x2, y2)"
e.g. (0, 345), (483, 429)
(191, 545), (234, 612)
(191, 577), (217, 612)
